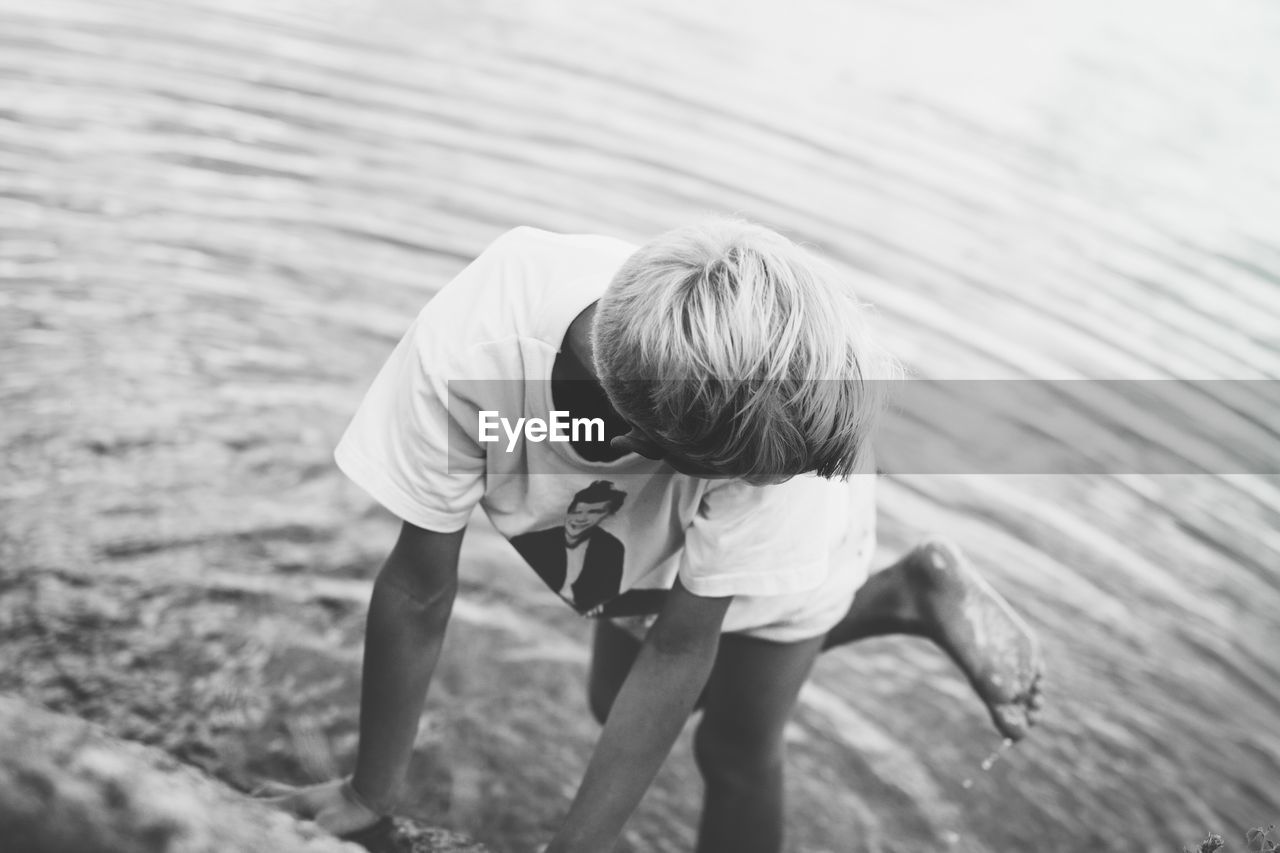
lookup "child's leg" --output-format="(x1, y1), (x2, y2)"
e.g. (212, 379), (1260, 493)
(586, 624), (820, 853)
(823, 539), (1045, 740)
(692, 632), (824, 853)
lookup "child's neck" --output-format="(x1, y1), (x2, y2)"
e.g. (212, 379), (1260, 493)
(552, 302), (632, 461)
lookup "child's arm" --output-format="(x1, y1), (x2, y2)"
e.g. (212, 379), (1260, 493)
(350, 520), (464, 808)
(268, 521), (463, 833)
(545, 580), (731, 853)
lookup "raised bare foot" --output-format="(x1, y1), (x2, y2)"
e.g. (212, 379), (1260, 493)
(906, 539), (1046, 740)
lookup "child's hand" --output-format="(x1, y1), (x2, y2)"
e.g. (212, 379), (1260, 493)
(255, 777), (384, 837)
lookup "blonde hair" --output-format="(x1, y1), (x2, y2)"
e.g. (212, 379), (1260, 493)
(591, 219), (897, 483)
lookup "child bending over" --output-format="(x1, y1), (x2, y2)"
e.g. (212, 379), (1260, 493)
(270, 222), (1044, 853)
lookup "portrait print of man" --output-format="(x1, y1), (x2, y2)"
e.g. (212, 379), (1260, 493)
(511, 480), (627, 614)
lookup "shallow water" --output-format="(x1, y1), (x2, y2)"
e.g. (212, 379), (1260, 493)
(2, 0), (1278, 850)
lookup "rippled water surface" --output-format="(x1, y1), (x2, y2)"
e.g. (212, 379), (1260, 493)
(2, 0), (1278, 851)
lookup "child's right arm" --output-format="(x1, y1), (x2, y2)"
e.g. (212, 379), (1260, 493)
(268, 521), (464, 835)
(351, 520), (464, 810)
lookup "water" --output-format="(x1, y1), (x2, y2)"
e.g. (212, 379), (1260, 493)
(1, 0), (1278, 851)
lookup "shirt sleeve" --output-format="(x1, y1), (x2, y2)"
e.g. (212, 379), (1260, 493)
(676, 475), (841, 599)
(334, 311), (485, 533)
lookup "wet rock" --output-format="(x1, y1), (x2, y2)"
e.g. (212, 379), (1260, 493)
(0, 695), (487, 853)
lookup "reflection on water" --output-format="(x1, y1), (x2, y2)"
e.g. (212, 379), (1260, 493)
(1, 0), (1278, 850)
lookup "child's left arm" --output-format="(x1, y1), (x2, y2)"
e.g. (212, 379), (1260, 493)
(544, 580), (731, 853)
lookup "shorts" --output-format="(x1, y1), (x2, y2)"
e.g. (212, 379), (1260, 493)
(609, 473), (877, 644)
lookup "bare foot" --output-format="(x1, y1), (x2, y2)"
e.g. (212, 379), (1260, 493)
(905, 539), (1046, 741)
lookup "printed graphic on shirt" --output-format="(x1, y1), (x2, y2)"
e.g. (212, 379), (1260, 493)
(511, 480), (632, 615)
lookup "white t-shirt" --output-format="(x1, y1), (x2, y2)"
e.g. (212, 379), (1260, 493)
(334, 227), (876, 641)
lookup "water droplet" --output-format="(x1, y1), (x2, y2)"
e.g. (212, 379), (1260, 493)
(979, 737), (1016, 771)
(961, 778), (973, 789)
(944, 830), (961, 845)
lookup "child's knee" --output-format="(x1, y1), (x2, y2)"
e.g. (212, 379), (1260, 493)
(693, 718), (785, 789)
